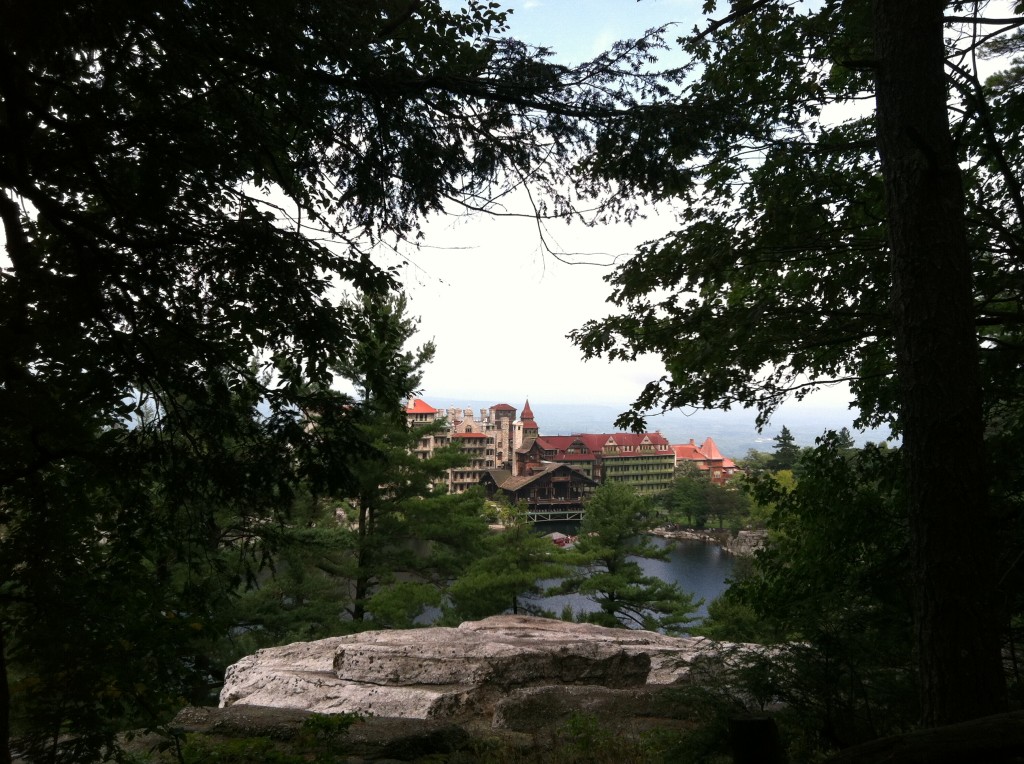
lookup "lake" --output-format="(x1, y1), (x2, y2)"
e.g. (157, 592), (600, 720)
(523, 533), (737, 625)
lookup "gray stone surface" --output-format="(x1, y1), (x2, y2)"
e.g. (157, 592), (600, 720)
(220, 615), (721, 721)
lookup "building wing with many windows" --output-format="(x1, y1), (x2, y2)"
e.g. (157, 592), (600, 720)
(405, 397), (736, 497)
(517, 431), (676, 495)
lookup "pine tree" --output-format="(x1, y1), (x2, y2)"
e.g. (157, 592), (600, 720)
(326, 294), (489, 627)
(554, 482), (700, 634)
(443, 503), (572, 621)
(771, 426), (801, 471)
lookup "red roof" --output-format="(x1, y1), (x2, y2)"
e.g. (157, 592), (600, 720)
(673, 438), (738, 469)
(539, 432), (671, 452)
(671, 444), (703, 460)
(700, 437), (725, 460)
(490, 403), (516, 412)
(405, 398), (438, 414)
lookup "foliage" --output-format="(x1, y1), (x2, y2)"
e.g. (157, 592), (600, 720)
(226, 295), (494, 637)
(660, 473), (709, 527)
(443, 503), (572, 621)
(701, 434), (915, 752)
(770, 426), (801, 471)
(570, 0), (1022, 723)
(3, 1), (675, 756)
(553, 482), (700, 634)
(570, 3), (1024, 433)
(660, 474), (751, 530)
(299, 712), (362, 743)
(170, 718), (360, 764)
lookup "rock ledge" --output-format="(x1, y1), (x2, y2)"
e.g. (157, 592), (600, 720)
(220, 615), (720, 724)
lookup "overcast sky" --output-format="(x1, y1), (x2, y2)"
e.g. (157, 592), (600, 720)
(401, 1), (693, 407)
(397, 1), (854, 412)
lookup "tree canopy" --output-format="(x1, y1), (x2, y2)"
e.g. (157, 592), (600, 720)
(570, 0), (1024, 726)
(554, 482), (700, 634)
(0, 2), (658, 758)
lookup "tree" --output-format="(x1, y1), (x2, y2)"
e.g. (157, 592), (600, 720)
(443, 502), (572, 621)
(663, 473), (710, 527)
(872, 0), (1005, 724)
(835, 427), (856, 452)
(571, 1), (1023, 725)
(661, 472), (750, 529)
(703, 482), (750, 530)
(771, 426), (801, 471)
(1, 2), (653, 758)
(554, 482), (700, 634)
(318, 293), (490, 628)
(701, 434), (916, 752)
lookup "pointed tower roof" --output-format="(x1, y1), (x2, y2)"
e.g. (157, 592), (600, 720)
(521, 398), (534, 420)
(521, 398), (538, 432)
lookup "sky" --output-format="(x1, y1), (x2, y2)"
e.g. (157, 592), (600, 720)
(397, 1), (856, 414)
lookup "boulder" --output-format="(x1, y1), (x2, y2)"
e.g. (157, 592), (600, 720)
(728, 530), (768, 557)
(493, 684), (692, 733)
(220, 615), (720, 722)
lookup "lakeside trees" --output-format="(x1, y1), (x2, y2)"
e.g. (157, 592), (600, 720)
(554, 482), (700, 634)
(572, 1), (1024, 725)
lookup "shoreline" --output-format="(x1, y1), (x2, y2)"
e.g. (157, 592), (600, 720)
(650, 526), (766, 558)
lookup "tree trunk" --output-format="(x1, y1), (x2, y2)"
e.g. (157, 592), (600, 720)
(872, 0), (1006, 725)
(0, 622), (10, 764)
(352, 499), (371, 622)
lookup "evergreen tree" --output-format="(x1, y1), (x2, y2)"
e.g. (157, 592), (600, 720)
(771, 426), (800, 471)
(554, 482), (700, 634)
(836, 427), (856, 452)
(443, 502), (572, 621)
(323, 294), (489, 627)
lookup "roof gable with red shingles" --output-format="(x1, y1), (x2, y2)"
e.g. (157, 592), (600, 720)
(671, 443), (704, 460)
(673, 437), (739, 470)
(699, 437), (725, 460)
(537, 432), (672, 457)
(405, 398), (438, 414)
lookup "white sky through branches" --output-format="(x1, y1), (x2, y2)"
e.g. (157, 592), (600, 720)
(403, 0), (854, 411)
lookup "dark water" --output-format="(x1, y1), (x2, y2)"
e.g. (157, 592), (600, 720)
(525, 532), (736, 624)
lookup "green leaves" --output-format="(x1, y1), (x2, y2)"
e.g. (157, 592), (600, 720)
(571, 1), (1023, 432)
(2, 3), (616, 757)
(557, 482), (700, 635)
(711, 435), (914, 747)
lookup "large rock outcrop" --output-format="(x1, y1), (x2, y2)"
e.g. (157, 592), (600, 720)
(220, 615), (720, 724)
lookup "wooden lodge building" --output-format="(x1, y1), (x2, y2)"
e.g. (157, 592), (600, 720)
(480, 462), (598, 522)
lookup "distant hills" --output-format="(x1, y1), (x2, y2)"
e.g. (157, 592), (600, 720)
(422, 398), (895, 460)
